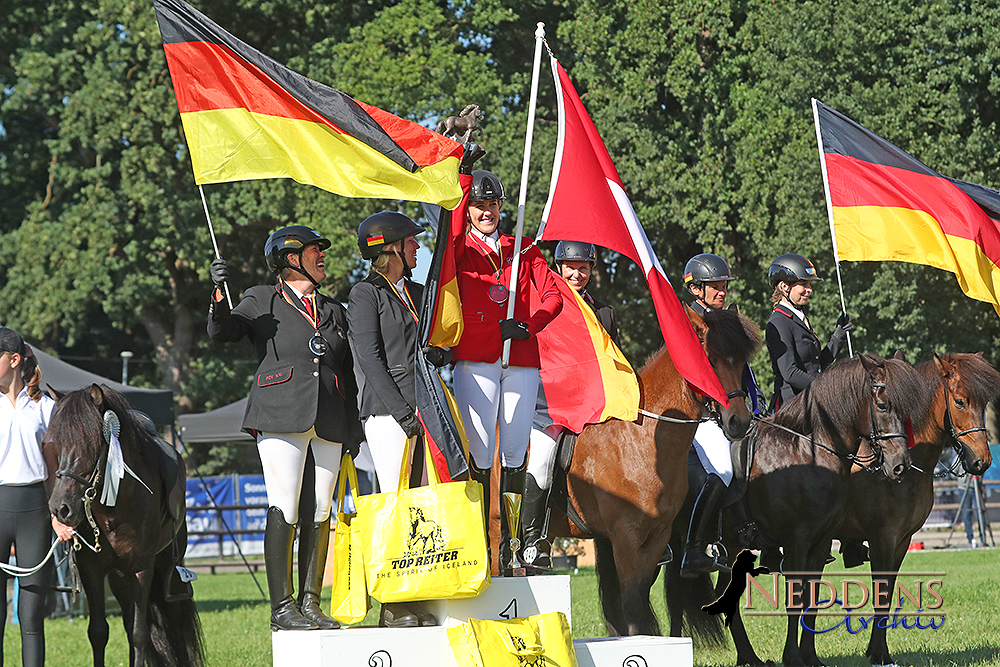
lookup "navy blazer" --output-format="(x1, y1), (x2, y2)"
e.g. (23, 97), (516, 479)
(347, 273), (425, 422)
(765, 303), (840, 409)
(208, 283), (363, 445)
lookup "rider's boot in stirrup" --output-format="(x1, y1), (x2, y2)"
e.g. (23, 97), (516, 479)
(264, 507), (319, 631)
(680, 473), (727, 578)
(839, 539), (870, 568)
(520, 472), (552, 573)
(297, 516), (340, 629)
(499, 460), (527, 576)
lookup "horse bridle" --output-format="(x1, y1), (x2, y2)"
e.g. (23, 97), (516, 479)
(751, 380), (907, 475)
(53, 442), (107, 554)
(638, 389), (748, 426)
(925, 382), (988, 478)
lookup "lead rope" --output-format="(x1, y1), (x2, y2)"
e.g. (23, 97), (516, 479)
(749, 413), (884, 472)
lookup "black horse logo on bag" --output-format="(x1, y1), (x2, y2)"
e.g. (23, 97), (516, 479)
(405, 507), (445, 556)
(509, 636), (544, 667)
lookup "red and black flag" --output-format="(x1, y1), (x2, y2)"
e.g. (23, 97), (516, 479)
(153, 0), (464, 207)
(815, 99), (1000, 315)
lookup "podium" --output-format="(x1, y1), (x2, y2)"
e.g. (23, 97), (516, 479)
(272, 577), (692, 667)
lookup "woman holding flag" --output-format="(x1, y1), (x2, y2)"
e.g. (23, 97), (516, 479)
(348, 210), (447, 628)
(208, 225), (363, 631)
(452, 169), (563, 572)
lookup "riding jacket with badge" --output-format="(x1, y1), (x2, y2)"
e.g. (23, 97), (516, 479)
(453, 231), (562, 367)
(347, 272), (424, 422)
(208, 284), (362, 445)
(765, 302), (841, 409)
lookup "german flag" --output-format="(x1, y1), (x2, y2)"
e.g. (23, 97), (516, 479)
(153, 0), (464, 208)
(814, 99), (1000, 315)
(422, 175), (470, 348)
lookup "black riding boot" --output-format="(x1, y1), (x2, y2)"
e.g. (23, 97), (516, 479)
(469, 461), (492, 566)
(499, 461), (527, 576)
(264, 507), (319, 631)
(296, 517), (340, 629)
(680, 474), (727, 578)
(520, 473), (552, 573)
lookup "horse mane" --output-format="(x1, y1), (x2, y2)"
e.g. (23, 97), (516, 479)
(920, 353), (1000, 407)
(49, 385), (154, 468)
(774, 356), (928, 433)
(702, 309), (762, 366)
(636, 308), (762, 375)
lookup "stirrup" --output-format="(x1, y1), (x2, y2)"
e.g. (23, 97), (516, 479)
(656, 544), (673, 567)
(522, 539), (552, 572)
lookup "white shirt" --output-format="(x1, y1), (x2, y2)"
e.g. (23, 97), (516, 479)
(0, 387), (56, 485)
(470, 227), (500, 254)
(785, 303), (807, 322)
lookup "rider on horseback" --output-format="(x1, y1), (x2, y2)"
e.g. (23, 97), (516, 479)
(765, 253), (868, 569)
(522, 241), (621, 572)
(679, 254), (765, 577)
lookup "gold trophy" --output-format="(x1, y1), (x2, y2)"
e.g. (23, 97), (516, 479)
(502, 491), (525, 576)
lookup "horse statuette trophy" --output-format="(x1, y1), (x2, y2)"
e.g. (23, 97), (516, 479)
(502, 491), (526, 577)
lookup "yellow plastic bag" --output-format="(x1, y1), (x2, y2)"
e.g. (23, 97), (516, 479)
(329, 454), (370, 624)
(446, 611), (578, 667)
(356, 438), (489, 602)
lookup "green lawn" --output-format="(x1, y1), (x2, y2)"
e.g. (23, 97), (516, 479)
(5, 548), (998, 666)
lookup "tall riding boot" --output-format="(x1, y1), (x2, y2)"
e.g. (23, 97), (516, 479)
(296, 517), (340, 629)
(499, 461), (527, 576)
(520, 473), (552, 573)
(264, 507), (319, 631)
(679, 474), (727, 578)
(469, 462), (492, 566)
(839, 539), (870, 568)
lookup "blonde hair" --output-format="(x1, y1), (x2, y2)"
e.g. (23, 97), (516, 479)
(771, 286), (784, 306)
(372, 253), (392, 273)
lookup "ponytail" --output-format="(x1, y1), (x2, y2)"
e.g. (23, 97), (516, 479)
(21, 348), (42, 402)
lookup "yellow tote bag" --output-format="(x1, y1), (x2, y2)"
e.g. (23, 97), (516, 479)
(356, 438), (489, 602)
(446, 612), (579, 667)
(329, 454), (370, 624)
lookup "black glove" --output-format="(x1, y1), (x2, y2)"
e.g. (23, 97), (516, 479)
(830, 312), (853, 347)
(210, 257), (229, 287)
(343, 440), (360, 459)
(459, 143), (487, 175)
(500, 319), (530, 341)
(423, 346), (453, 368)
(397, 412), (423, 439)
(836, 311), (854, 333)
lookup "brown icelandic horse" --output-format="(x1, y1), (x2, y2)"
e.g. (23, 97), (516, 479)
(836, 352), (1000, 666)
(46, 385), (204, 667)
(664, 354), (927, 666)
(494, 306), (760, 636)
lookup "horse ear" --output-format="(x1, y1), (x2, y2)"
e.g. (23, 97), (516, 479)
(892, 349), (906, 362)
(46, 384), (64, 401)
(728, 303), (740, 314)
(933, 353), (954, 378)
(858, 353), (883, 376)
(684, 304), (708, 339)
(89, 384), (105, 410)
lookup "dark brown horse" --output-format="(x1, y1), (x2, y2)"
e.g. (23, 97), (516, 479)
(45, 385), (204, 667)
(836, 352), (1000, 666)
(664, 354), (927, 666)
(525, 306), (761, 636)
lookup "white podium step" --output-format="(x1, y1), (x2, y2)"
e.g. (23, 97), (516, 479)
(271, 577), (692, 667)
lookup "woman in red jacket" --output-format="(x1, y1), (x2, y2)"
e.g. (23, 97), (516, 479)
(452, 170), (563, 572)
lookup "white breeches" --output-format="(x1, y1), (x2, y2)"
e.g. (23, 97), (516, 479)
(527, 424), (561, 490)
(453, 360), (539, 469)
(256, 429), (342, 523)
(692, 420), (734, 486)
(363, 415), (409, 493)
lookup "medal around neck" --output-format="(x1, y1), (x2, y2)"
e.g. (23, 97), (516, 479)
(309, 333), (328, 356)
(488, 283), (509, 304)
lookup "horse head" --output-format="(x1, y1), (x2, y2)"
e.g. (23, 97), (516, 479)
(929, 353), (1000, 476)
(858, 354), (916, 482)
(46, 384), (129, 527)
(695, 305), (762, 440)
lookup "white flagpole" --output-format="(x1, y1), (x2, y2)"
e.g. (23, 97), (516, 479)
(812, 98), (852, 356)
(502, 22), (546, 368)
(199, 184), (233, 308)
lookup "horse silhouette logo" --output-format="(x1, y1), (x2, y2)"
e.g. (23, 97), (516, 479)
(509, 636), (544, 667)
(405, 507), (445, 555)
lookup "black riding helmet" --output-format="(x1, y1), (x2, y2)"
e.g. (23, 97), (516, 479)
(554, 240), (597, 264)
(768, 253), (820, 287)
(683, 253), (735, 288)
(264, 225), (331, 275)
(357, 211), (425, 260)
(469, 170), (506, 202)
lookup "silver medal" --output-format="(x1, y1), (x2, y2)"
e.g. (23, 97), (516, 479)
(309, 333), (328, 356)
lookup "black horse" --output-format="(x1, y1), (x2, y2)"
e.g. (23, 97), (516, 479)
(46, 384), (204, 667)
(664, 354), (928, 666)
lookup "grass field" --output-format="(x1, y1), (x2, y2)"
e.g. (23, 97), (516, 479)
(5, 547), (998, 666)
